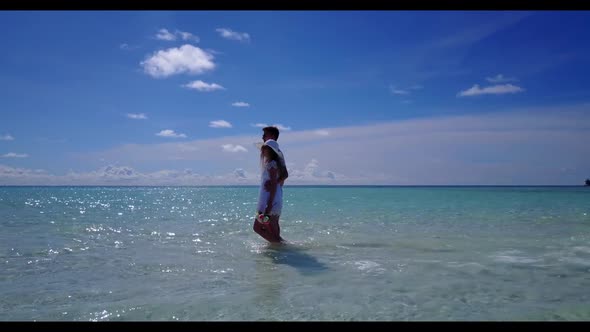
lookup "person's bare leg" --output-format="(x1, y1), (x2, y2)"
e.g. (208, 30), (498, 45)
(267, 215), (284, 243)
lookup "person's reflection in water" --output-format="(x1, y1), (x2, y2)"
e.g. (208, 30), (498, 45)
(263, 243), (329, 276)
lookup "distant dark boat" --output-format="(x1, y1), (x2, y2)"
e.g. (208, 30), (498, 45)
(586, 179), (590, 186)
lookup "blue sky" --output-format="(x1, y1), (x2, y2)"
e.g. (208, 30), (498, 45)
(1, 11), (590, 185)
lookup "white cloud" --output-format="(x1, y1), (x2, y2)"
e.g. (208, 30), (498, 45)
(209, 120), (232, 128)
(216, 28), (251, 42)
(156, 130), (187, 138)
(120, 43), (139, 51)
(304, 159), (336, 180)
(183, 80), (225, 92)
(156, 28), (176, 41)
(98, 165), (138, 179)
(391, 84), (422, 95)
(232, 101), (250, 107)
(0, 134), (14, 141)
(15, 102), (590, 186)
(286, 159), (339, 183)
(315, 130), (330, 136)
(141, 45), (215, 78)
(206, 48), (223, 55)
(65, 165), (145, 185)
(0, 165), (51, 185)
(0, 164), (256, 186)
(176, 30), (199, 42)
(486, 74), (518, 83)
(0, 161), (337, 185)
(274, 124), (292, 131)
(2, 152), (28, 158)
(156, 28), (199, 42)
(222, 144), (248, 153)
(252, 123), (268, 128)
(126, 113), (147, 120)
(390, 86), (409, 95)
(233, 168), (247, 178)
(304, 159), (320, 176)
(458, 84), (524, 97)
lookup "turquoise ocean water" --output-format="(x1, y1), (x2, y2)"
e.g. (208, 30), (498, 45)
(1, 186), (589, 321)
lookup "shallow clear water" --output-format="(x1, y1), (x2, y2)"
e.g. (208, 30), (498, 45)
(1, 186), (589, 321)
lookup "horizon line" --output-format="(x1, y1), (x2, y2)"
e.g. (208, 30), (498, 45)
(1, 185), (588, 188)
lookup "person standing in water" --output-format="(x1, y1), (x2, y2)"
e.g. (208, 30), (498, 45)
(253, 127), (288, 243)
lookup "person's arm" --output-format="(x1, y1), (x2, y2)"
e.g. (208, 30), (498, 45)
(264, 163), (278, 215)
(278, 158), (288, 186)
(267, 161), (288, 189)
